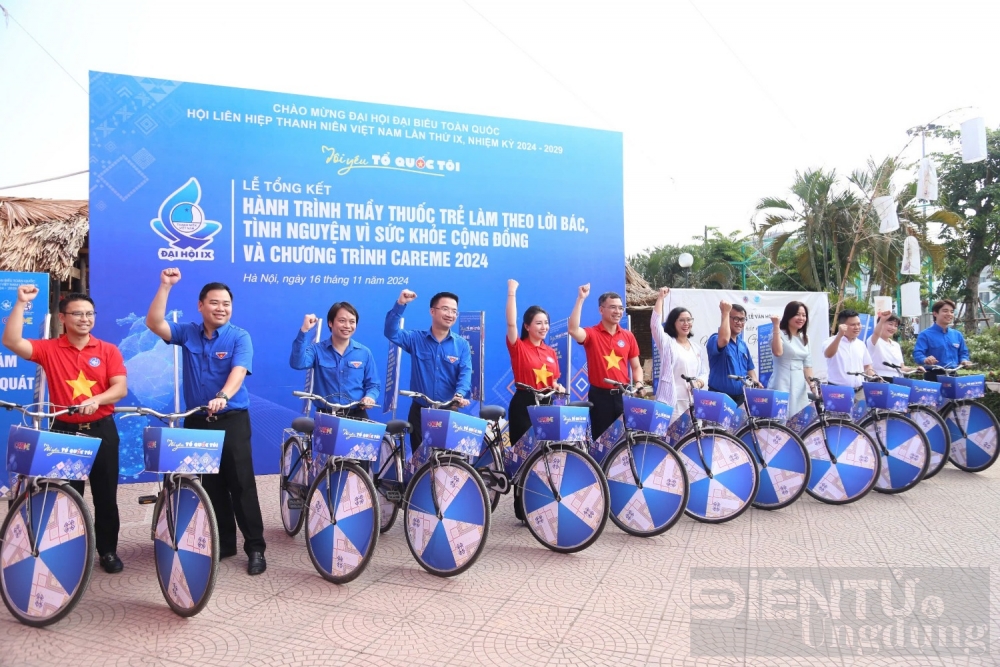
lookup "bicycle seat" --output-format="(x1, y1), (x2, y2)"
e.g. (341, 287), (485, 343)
(386, 419), (411, 435)
(480, 405), (506, 421)
(567, 401), (593, 408)
(292, 417), (315, 435)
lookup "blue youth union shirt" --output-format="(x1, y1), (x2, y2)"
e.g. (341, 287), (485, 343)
(289, 332), (380, 404)
(706, 332), (755, 396)
(167, 321), (253, 411)
(384, 302), (472, 403)
(913, 323), (970, 368)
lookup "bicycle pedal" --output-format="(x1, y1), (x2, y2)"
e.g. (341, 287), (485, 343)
(287, 498), (304, 510)
(137, 495), (157, 505)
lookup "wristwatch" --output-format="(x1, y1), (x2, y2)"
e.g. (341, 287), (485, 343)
(215, 391), (229, 402)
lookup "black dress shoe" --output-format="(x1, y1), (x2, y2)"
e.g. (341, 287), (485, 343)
(100, 553), (124, 574)
(219, 546), (237, 559)
(247, 551), (266, 575)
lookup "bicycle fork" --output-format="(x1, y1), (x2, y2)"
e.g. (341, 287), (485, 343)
(623, 433), (644, 490)
(323, 459), (348, 528)
(745, 419), (768, 470)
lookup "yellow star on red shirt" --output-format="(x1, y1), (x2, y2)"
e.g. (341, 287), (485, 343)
(533, 364), (554, 386)
(604, 350), (623, 370)
(66, 370), (97, 399)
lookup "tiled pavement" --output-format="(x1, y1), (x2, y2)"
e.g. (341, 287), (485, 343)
(3, 466), (999, 667)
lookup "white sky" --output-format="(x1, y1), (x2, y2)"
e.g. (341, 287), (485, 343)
(2, 0), (998, 255)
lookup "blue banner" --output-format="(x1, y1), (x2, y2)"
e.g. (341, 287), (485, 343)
(459, 311), (485, 402)
(757, 321), (774, 387)
(858, 313), (876, 344)
(0, 271), (49, 449)
(88, 71), (624, 479)
(382, 338), (401, 415)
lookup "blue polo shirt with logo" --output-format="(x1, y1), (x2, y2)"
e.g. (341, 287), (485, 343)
(167, 320), (253, 410)
(913, 323), (970, 368)
(290, 332), (380, 404)
(706, 332), (755, 398)
(384, 302), (471, 404)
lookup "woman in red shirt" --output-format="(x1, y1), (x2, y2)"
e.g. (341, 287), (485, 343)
(506, 279), (565, 446)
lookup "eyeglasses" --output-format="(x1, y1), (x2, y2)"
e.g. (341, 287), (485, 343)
(434, 307), (458, 315)
(603, 305), (625, 312)
(677, 318), (694, 324)
(65, 311), (96, 320)
(730, 317), (747, 324)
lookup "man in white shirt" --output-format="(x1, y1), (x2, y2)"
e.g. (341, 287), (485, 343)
(824, 309), (875, 394)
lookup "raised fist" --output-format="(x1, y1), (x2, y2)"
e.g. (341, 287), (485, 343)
(507, 279), (519, 293)
(161, 268), (182, 285)
(578, 284), (591, 299)
(720, 301), (732, 314)
(770, 315), (780, 326)
(301, 314), (319, 332)
(398, 289), (417, 305)
(838, 323), (848, 336)
(658, 287), (670, 299)
(878, 310), (892, 320)
(16, 285), (39, 303)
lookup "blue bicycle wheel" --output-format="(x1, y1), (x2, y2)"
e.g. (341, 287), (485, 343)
(305, 462), (379, 584)
(520, 443), (610, 552)
(1, 482), (94, 627)
(603, 436), (687, 537)
(153, 478), (218, 617)
(862, 414), (930, 494)
(403, 456), (491, 576)
(942, 401), (1000, 473)
(676, 430), (758, 523)
(737, 423), (810, 510)
(801, 420), (880, 504)
(907, 406), (949, 479)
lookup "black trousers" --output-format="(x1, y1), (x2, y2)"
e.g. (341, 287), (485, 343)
(588, 387), (623, 441)
(507, 389), (542, 446)
(184, 410), (266, 555)
(53, 416), (120, 557)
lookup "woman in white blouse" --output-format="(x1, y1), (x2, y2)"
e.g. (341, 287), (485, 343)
(767, 300), (814, 417)
(868, 310), (918, 379)
(650, 287), (708, 420)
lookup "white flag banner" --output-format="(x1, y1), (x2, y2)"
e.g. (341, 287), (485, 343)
(900, 282), (922, 317)
(916, 157), (938, 201)
(663, 288), (832, 381)
(873, 195), (899, 233)
(901, 235), (922, 275)
(961, 117), (988, 164)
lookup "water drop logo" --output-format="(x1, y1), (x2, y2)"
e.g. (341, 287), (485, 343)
(150, 178), (222, 261)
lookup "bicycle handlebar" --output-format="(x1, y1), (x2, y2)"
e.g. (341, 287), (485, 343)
(925, 364), (974, 375)
(603, 378), (648, 395)
(0, 400), (79, 420)
(292, 390), (361, 412)
(514, 382), (567, 398)
(114, 405), (208, 420)
(399, 390), (459, 409)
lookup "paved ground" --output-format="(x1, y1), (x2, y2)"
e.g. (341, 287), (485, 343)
(2, 465), (999, 667)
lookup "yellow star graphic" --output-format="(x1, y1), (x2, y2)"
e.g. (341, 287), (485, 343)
(604, 349), (623, 370)
(533, 364), (554, 386)
(66, 370), (97, 400)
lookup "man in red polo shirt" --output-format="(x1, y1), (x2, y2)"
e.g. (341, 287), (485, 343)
(568, 283), (645, 439)
(2, 286), (128, 573)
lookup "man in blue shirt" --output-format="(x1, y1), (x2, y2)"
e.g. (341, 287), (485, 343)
(707, 301), (761, 406)
(913, 299), (972, 381)
(290, 302), (380, 418)
(146, 268), (267, 575)
(384, 289), (472, 453)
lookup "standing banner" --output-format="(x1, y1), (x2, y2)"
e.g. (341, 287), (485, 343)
(664, 289), (831, 381)
(459, 311), (485, 402)
(88, 71), (624, 477)
(548, 318), (571, 390)
(383, 317), (402, 415)
(757, 321), (774, 387)
(858, 313), (876, 345)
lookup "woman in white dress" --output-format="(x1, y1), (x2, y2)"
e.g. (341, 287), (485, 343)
(867, 310), (918, 380)
(767, 300), (814, 417)
(650, 287), (708, 421)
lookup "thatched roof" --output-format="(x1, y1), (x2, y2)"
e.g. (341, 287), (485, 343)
(625, 262), (657, 309)
(0, 198), (88, 280)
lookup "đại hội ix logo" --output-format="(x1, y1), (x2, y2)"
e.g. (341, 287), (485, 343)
(150, 177), (222, 261)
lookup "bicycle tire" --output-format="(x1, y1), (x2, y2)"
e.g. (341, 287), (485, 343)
(800, 419), (880, 505)
(907, 405), (950, 479)
(861, 413), (930, 494)
(374, 435), (402, 533)
(304, 461), (380, 584)
(520, 443), (610, 552)
(403, 455), (491, 576)
(736, 423), (810, 511)
(675, 429), (758, 523)
(279, 435), (310, 537)
(152, 477), (219, 617)
(941, 400), (1000, 472)
(0, 482), (94, 627)
(602, 435), (687, 537)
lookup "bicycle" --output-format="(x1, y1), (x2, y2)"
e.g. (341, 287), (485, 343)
(287, 391), (382, 584)
(671, 376), (758, 523)
(372, 390), (492, 576)
(0, 401), (97, 627)
(115, 404), (222, 617)
(278, 393), (324, 537)
(599, 380), (688, 537)
(850, 372), (930, 494)
(471, 404), (512, 513)
(508, 384), (610, 552)
(728, 376), (811, 510)
(799, 379), (881, 504)
(885, 362), (951, 480)
(928, 365), (999, 473)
